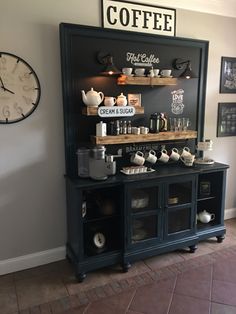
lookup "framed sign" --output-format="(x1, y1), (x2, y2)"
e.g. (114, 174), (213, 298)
(217, 102), (236, 137)
(220, 56), (236, 93)
(102, 0), (176, 37)
(128, 93), (141, 107)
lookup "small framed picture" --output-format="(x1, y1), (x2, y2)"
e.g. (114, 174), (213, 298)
(217, 102), (236, 137)
(199, 181), (211, 197)
(220, 56), (236, 93)
(128, 94), (142, 107)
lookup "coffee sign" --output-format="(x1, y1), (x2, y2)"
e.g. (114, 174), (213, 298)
(126, 52), (159, 67)
(102, 0), (176, 36)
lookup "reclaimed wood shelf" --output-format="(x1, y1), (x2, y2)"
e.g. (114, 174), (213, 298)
(117, 75), (178, 86)
(82, 106), (144, 116)
(91, 130), (197, 145)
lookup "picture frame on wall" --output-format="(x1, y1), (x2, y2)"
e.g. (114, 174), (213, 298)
(220, 56), (236, 93)
(217, 102), (236, 137)
(128, 94), (142, 107)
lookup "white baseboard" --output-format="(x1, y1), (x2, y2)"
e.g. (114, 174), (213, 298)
(0, 246), (66, 276)
(224, 208), (236, 220)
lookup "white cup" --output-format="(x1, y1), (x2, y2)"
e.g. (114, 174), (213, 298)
(134, 68), (145, 76)
(140, 126), (149, 134)
(169, 148), (180, 161)
(122, 67), (133, 76)
(161, 69), (172, 77)
(180, 154), (195, 167)
(104, 96), (116, 107)
(153, 69), (160, 77)
(157, 149), (169, 163)
(181, 147), (191, 159)
(145, 150), (157, 164)
(130, 151), (145, 166)
(132, 127), (140, 135)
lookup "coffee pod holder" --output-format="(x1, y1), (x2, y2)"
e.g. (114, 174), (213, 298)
(194, 139), (215, 165)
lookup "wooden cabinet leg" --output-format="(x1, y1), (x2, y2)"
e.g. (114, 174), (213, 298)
(217, 235), (225, 243)
(122, 262), (131, 273)
(189, 244), (198, 253)
(76, 272), (86, 283)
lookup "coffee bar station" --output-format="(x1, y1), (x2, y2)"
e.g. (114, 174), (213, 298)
(60, 23), (229, 282)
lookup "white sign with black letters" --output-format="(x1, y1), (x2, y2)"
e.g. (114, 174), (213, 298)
(98, 106), (135, 117)
(102, 0), (176, 37)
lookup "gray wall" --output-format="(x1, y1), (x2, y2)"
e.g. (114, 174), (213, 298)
(0, 0), (235, 267)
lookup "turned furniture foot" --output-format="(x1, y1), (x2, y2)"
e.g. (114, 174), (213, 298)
(217, 235), (225, 243)
(76, 272), (86, 283)
(122, 262), (131, 273)
(189, 244), (198, 253)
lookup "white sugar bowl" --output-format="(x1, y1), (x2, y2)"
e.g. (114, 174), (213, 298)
(116, 93), (127, 106)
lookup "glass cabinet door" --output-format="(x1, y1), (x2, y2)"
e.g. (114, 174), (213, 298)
(126, 183), (162, 247)
(165, 177), (195, 240)
(131, 214), (159, 243)
(167, 181), (193, 206)
(167, 206), (192, 235)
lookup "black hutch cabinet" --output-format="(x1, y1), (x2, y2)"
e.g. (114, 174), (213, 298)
(60, 23), (228, 281)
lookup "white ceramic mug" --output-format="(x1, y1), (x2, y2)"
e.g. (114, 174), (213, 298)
(181, 147), (191, 159)
(130, 151), (145, 166)
(145, 150), (157, 164)
(180, 154), (195, 166)
(122, 67), (133, 76)
(157, 149), (169, 163)
(140, 126), (149, 134)
(104, 96), (116, 107)
(161, 69), (172, 77)
(153, 69), (160, 77)
(132, 127), (141, 135)
(134, 68), (145, 76)
(169, 148), (180, 161)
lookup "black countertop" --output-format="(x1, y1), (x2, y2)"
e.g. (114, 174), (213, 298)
(66, 162), (229, 189)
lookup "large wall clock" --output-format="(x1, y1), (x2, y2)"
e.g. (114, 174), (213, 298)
(0, 52), (41, 124)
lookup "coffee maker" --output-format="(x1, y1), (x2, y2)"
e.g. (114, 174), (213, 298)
(77, 145), (118, 180)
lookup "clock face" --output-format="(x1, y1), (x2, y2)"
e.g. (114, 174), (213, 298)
(93, 232), (106, 248)
(0, 52), (41, 124)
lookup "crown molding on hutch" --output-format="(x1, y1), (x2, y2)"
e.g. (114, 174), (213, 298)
(129, 0), (236, 18)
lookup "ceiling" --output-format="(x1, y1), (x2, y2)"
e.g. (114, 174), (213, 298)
(127, 0), (236, 18)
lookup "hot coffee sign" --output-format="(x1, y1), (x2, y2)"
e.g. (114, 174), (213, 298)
(126, 52), (159, 67)
(102, 0), (176, 36)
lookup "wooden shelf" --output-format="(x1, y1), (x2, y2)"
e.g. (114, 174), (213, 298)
(117, 75), (177, 86)
(91, 130), (197, 145)
(82, 106), (144, 116)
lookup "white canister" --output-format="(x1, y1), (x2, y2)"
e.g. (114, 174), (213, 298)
(96, 121), (107, 136)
